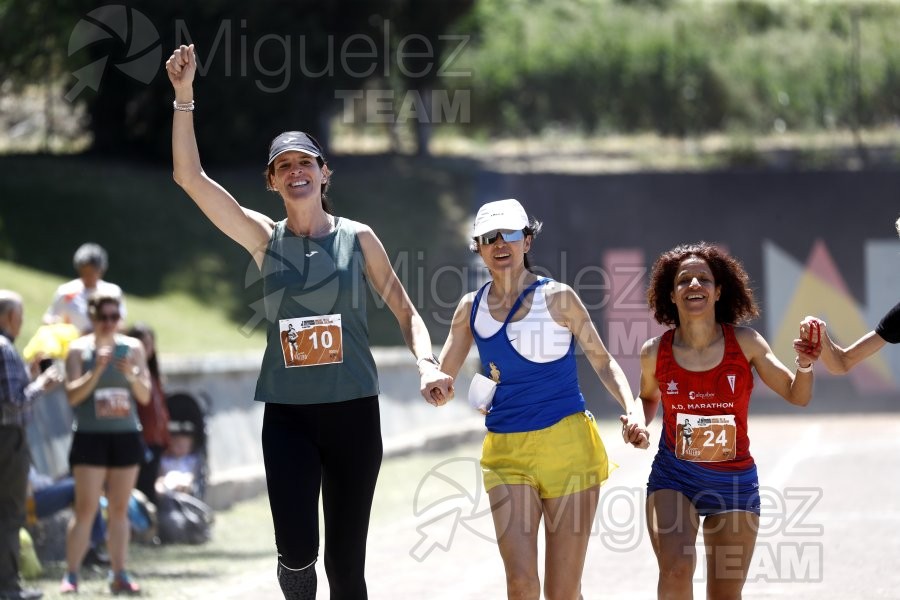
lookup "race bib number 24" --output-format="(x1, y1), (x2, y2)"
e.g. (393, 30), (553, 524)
(675, 413), (736, 463)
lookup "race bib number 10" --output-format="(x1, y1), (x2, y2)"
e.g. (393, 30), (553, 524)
(279, 314), (343, 368)
(675, 413), (736, 462)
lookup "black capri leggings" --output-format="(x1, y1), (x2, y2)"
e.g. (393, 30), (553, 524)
(262, 396), (382, 599)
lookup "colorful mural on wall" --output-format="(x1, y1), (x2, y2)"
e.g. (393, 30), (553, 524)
(765, 238), (900, 393)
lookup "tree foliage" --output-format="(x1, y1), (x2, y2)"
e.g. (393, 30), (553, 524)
(448, 0), (900, 137)
(0, 0), (475, 162)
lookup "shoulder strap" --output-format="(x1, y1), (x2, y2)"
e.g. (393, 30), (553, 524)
(469, 281), (493, 333)
(657, 328), (675, 362)
(720, 323), (743, 356)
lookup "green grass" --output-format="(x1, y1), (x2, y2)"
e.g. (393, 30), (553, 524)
(0, 259), (266, 355)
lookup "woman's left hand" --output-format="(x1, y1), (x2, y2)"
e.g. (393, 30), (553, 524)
(113, 352), (141, 383)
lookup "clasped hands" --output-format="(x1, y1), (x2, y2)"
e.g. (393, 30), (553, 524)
(420, 368), (454, 407)
(619, 413), (650, 449)
(793, 315), (825, 368)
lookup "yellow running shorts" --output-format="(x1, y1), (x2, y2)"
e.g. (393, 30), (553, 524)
(481, 411), (614, 499)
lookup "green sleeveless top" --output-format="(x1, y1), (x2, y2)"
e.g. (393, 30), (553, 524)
(254, 217), (379, 404)
(72, 335), (142, 433)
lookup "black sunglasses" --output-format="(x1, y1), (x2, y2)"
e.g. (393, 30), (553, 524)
(475, 229), (526, 246)
(96, 313), (121, 323)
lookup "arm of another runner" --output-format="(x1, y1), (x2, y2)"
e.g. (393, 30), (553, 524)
(551, 283), (649, 448)
(800, 309), (894, 375)
(433, 294), (477, 406)
(356, 226), (454, 405)
(820, 329), (886, 375)
(167, 44), (273, 268)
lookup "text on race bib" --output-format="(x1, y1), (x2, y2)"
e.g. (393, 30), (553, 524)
(675, 413), (737, 463)
(279, 314), (344, 368)
(94, 387), (131, 419)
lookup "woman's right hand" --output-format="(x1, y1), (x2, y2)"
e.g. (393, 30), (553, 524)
(94, 345), (113, 374)
(166, 44), (196, 93)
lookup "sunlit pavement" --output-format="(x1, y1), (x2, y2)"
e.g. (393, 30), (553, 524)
(358, 412), (900, 600)
(33, 412), (900, 599)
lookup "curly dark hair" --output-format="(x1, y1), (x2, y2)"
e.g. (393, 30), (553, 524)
(647, 242), (759, 327)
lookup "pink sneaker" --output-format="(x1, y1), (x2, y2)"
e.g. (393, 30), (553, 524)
(109, 572), (141, 596)
(59, 574), (78, 594)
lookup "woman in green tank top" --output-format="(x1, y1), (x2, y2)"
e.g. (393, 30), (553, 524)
(62, 293), (150, 595)
(166, 44), (454, 600)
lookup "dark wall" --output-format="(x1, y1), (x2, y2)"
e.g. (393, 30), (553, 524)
(474, 169), (900, 416)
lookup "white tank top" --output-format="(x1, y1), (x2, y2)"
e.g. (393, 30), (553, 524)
(473, 282), (572, 363)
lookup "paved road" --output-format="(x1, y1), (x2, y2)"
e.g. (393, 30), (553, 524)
(356, 412), (900, 600)
(34, 412), (900, 599)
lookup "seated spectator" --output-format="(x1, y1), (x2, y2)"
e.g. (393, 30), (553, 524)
(154, 422), (214, 545)
(162, 393), (209, 499)
(156, 424), (200, 498)
(25, 468), (108, 567)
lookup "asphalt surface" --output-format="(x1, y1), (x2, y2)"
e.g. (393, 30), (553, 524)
(31, 412), (900, 599)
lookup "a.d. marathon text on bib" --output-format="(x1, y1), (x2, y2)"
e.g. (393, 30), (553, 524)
(279, 314), (343, 368)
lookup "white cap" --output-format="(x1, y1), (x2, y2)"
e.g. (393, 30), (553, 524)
(472, 199), (528, 237)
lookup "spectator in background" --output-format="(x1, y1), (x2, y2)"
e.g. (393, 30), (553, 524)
(126, 324), (170, 507)
(156, 423), (200, 498)
(44, 243), (126, 334)
(61, 294), (149, 596)
(26, 467), (108, 567)
(0, 290), (61, 600)
(154, 420), (214, 546)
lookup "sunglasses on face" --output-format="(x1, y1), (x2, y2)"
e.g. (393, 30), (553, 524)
(475, 229), (526, 246)
(96, 313), (121, 323)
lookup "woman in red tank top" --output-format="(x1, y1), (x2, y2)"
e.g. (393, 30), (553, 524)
(637, 242), (822, 599)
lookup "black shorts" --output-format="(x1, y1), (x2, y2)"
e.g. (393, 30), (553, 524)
(69, 431), (145, 469)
